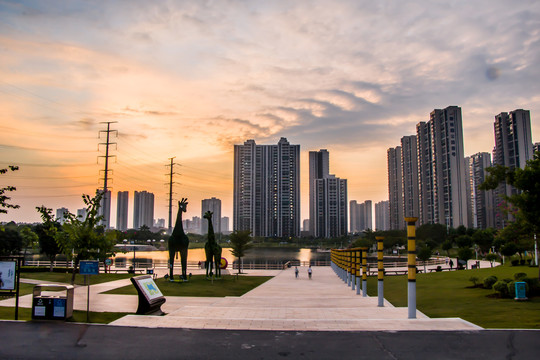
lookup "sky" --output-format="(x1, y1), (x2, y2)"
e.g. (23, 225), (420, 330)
(1, 0), (539, 229)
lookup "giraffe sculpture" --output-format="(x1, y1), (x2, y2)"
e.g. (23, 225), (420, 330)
(203, 211), (222, 279)
(168, 198), (190, 281)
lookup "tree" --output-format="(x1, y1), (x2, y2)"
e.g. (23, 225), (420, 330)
(457, 247), (473, 269)
(0, 166), (19, 214)
(56, 192), (115, 283)
(19, 225), (38, 257)
(0, 222), (22, 256)
(472, 229), (495, 254)
(416, 224), (447, 245)
(36, 206), (62, 272)
(229, 230), (253, 274)
(417, 245), (432, 273)
(455, 235), (473, 249)
(441, 240), (453, 256)
(481, 152), (540, 278)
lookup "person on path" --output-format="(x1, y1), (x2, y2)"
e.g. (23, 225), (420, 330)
(449, 259), (454, 269)
(308, 266), (312, 279)
(295, 266), (299, 278)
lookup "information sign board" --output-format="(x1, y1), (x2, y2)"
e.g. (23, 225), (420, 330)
(0, 261), (16, 290)
(79, 260), (99, 275)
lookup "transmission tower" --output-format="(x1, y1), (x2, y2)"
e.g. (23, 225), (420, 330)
(98, 121), (118, 228)
(165, 157), (180, 233)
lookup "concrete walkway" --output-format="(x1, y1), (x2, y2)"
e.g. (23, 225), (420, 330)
(1, 265), (484, 331)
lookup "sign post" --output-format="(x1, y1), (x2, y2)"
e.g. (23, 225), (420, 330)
(79, 260), (99, 322)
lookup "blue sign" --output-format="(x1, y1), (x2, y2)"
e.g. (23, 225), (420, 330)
(79, 260), (99, 275)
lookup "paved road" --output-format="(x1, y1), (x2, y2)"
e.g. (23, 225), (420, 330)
(1, 321), (539, 359)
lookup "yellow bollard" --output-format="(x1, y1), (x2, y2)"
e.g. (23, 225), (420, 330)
(405, 217), (418, 318)
(376, 236), (384, 307)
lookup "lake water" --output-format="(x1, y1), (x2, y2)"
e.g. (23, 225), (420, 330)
(113, 247), (332, 268)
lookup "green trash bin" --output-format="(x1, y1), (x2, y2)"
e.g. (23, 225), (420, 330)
(32, 284), (74, 320)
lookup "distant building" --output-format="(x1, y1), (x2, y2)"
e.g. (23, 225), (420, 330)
(154, 218), (165, 229)
(56, 207), (69, 225)
(375, 200), (390, 231)
(465, 153), (494, 229)
(98, 189), (111, 229)
(221, 217), (230, 234)
(183, 216), (201, 234)
(493, 109), (533, 228)
(387, 146), (404, 230)
(302, 219), (310, 232)
(116, 191), (129, 231)
(401, 135), (419, 218)
(233, 138), (300, 238)
(350, 200), (372, 233)
(534, 142), (540, 154)
(133, 191), (154, 229)
(76, 208), (87, 221)
(310, 149), (348, 238)
(201, 197), (221, 235)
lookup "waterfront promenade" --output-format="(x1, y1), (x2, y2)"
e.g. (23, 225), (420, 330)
(3, 265), (481, 331)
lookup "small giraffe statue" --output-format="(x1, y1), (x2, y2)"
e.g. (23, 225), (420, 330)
(168, 198), (190, 281)
(204, 211), (222, 279)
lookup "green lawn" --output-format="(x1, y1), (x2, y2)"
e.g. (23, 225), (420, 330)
(0, 306), (129, 324)
(104, 274), (272, 297)
(366, 265), (540, 329)
(20, 272), (133, 286)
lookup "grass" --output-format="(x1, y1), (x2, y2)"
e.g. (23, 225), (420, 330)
(366, 264), (540, 329)
(0, 306), (129, 324)
(20, 272), (133, 286)
(104, 274), (272, 297)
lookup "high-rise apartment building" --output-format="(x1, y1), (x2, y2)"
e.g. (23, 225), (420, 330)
(387, 146), (404, 230)
(375, 200), (390, 231)
(233, 138), (300, 238)
(133, 191), (154, 229)
(493, 109), (533, 228)
(401, 135), (419, 218)
(56, 207), (69, 225)
(116, 191), (129, 231)
(416, 106), (468, 227)
(98, 189), (111, 229)
(309, 149), (347, 238)
(221, 217), (230, 233)
(201, 197), (221, 235)
(533, 142), (540, 154)
(350, 200), (372, 232)
(465, 153), (494, 229)
(76, 208), (87, 221)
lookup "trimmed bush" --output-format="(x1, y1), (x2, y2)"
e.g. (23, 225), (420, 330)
(519, 259), (525, 266)
(483, 275), (498, 289)
(523, 278), (540, 296)
(514, 272), (527, 281)
(511, 259), (519, 266)
(469, 276), (480, 287)
(493, 280), (509, 297)
(21, 267), (73, 273)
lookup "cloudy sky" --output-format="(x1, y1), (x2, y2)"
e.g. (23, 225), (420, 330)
(1, 0), (539, 228)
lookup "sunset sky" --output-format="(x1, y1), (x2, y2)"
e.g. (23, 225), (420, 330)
(1, 0), (539, 228)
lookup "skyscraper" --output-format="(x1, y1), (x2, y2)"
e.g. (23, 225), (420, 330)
(116, 191), (129, 231)
(98, 189), (111, 229)
(76, 208), (87, 221)
(401, 135), (419, 219)
(233, 138), (300, 238)
(465, 153), (494, 229)
(415, 106), (468, 227)
(375, 200), (390, 231)
(133, 191), (154, 229)
(350, 200), (372, 232)
(56, 207), (69, 225)
(309, 149), (347, 238)
(493, 109), (533, 228)
(387, 146), (404, 230)
(221, 217), (230, 233)
(201, 197), (221, 235)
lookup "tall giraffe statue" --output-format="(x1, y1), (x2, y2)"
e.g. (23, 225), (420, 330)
(203, 211), (222, 279)
(168, 198), (190, 281)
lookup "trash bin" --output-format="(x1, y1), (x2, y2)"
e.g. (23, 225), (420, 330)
(32, 284), (74, 320)
(514, 281), (528, 301)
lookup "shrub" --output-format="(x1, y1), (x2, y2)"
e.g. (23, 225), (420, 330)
(523, 278), (540, 296)
(519, 259), (525, 266)
(469, 276), (480, 287)
(493, 280), (509, 297)
(483, 275), (498, 289)
(511, 259), (519, 266)
(514, 272), (527, 281)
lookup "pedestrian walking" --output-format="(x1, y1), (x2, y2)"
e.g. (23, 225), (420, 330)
(307, 266), (312, 279)
(295, 266), (299, 278)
